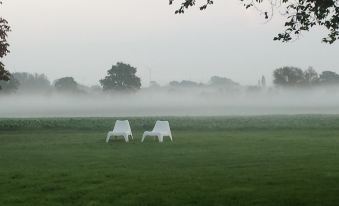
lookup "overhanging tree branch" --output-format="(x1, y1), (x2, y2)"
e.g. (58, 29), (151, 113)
(170, 0), (339, 44)
(0, 0), (11, 83)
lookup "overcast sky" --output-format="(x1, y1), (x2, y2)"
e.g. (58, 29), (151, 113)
(1, 0), (338, 87)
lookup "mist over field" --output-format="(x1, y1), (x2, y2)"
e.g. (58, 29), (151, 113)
(1, 87), (339, 117)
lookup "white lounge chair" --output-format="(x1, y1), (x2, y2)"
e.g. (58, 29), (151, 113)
(106, 120), (133, 143)
(142, 121), (173, 143)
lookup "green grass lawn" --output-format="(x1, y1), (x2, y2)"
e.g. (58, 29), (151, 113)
(1, 115), (339, 206)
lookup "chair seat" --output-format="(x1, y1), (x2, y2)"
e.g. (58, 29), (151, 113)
(142, 121), (173, 143)
(106, 120), (133, 143)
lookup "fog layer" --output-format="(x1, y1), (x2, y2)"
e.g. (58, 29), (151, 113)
(1, 88), (339, 118)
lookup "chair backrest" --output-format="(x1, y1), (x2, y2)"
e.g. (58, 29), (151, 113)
(113, 120), (131, 132)
(153, 121), (171, 133)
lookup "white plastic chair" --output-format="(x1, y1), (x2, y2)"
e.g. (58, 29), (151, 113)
(106, 120), (133, 143)
(142, 121), (173, 143)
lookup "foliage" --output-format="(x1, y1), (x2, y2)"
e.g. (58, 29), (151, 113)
(169, 80), (201, 87)
(273, 66), (305, 87)
(0, 74), (19, 93)
(169, 0), (339, 43)
(273, 66), (339, 87)
(100, 62), (141, 92)
(304, 67), (319, 85)
(54, 77), (80, 93)
(0, 1), (11, 82)
(12, 72), (51, 93)
(0, 62), (10, 82)
(319, 70), (339, 84)
(209, 76), (239, 87)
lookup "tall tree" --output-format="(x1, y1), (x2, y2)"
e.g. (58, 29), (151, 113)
(304, 67), (319, 86)
(12, 72), (51, 92)
(100, 62), (141, 92)
(54, 77), (80, 93)
(261, 75), (266, 88)
(169, 0), (339, 43)
(209, 76), (239, 87)
(0, 1), (11, 83)
(0, 75), (19, 93)
(273, 66), (305, 87)
(319, 71), (339, 84)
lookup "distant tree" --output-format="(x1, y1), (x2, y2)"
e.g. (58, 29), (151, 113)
(100, 62), (141, 92)
(54, 77), (80, 93)
(319, 71), (339, 85)
(12, 72), (51, 92)
(169, 80), (201, 87)
(181, 80), (200, 87)
(89, 85), (103, 93)
(0, 1), (11, 84)
(149, 81), (161, 88)
(169, 81), (180, 87)
(169, 0), (339, 43)
(0, 63), (10, 82)
(261, 76), (266, 88)
(0, 75), (19, 93)
(247, 85), (262, 93)
(273, 66), (305, 87)
(209, 76), (239, 87)
(304, 67), (319, 86)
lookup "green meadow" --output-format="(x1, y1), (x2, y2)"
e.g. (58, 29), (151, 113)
(1, 115), (339, 206)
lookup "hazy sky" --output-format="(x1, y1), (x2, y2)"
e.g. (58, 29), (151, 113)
(1, 0), (338, 87)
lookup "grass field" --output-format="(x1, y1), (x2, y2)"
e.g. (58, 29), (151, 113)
(1, 115), (339, 206)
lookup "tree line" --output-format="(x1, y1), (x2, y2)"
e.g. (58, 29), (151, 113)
(273, 66), (339, 87)
(0, 62), (142, 94)
(1, 62), (339, 95)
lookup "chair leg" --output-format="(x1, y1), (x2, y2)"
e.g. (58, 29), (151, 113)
(169, 135), (173, 142)
(158, 135), (163, 143)
(141, 134), (146, 142)
(106, 133), (111, 143)
(124, 134), (129, 143)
